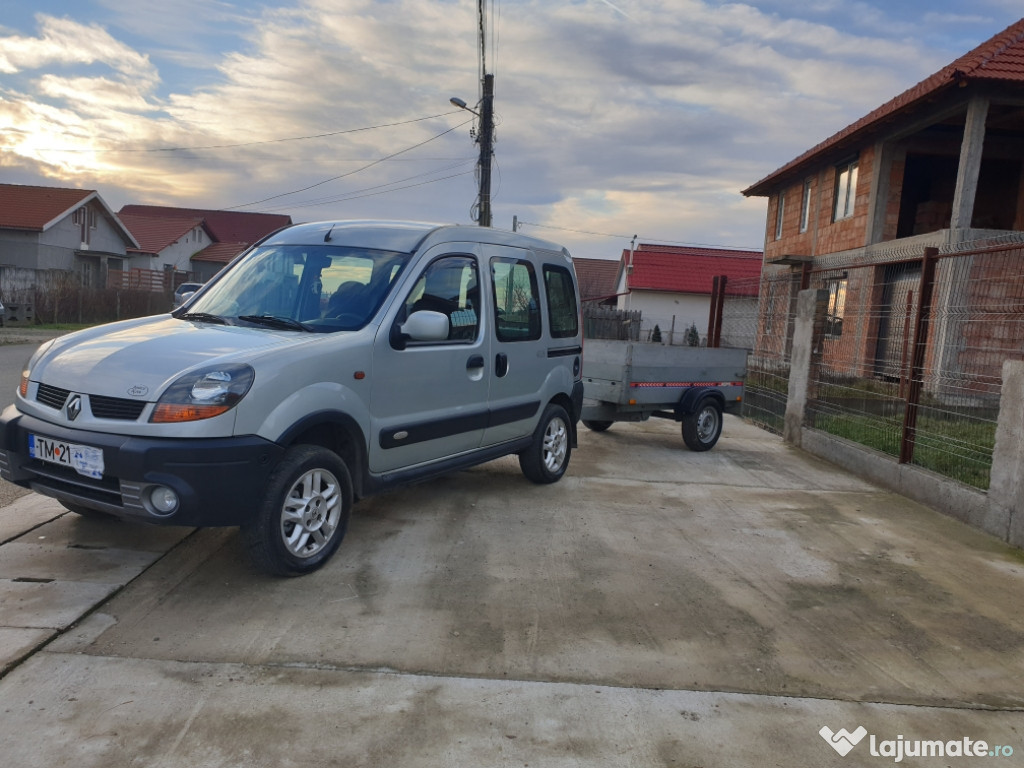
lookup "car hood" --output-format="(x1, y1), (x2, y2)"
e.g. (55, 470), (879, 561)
(30, 316), (307, 399)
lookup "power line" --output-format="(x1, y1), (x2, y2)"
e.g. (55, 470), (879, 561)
(258, 158), (478, 211)
(28, 112), (464, 154)
(265, 170), (477, 212)
(228, 117), (475, 210)
(516, 221), (762, 251)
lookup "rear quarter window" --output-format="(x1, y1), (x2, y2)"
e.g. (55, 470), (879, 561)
(543, 265), (579, 338)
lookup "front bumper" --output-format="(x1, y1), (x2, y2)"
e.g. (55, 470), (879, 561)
(0, 406), (284, 526)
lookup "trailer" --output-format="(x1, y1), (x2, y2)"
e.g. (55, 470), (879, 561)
(580, 339), (747, 451)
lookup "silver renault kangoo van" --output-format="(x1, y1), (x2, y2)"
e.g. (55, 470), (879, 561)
(0, 221), (584, 575)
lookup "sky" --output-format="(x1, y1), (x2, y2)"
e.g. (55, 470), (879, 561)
(1, 0), (1022, 261)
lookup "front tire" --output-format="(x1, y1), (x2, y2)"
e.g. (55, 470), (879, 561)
(519, 403), (572, 484)
(242, 445), (352, 577)
(582, 419), (613, 432)
(681, 399), (723, 451)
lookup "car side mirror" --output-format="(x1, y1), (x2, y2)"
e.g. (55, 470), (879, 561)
(400, 310), (450, 342)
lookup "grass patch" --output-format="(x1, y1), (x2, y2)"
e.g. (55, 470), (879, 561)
(809, 407), (995, 490)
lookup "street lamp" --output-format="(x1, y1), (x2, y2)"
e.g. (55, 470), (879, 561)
(449, 73), (494, 227)
(449, 97), (476, 114)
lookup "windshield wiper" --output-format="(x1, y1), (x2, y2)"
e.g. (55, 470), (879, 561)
(238, 314), (312, 332)
(179, 312), (228, 325)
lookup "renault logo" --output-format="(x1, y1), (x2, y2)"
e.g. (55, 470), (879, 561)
(66, 395), (82, 422)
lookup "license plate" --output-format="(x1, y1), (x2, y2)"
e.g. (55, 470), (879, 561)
(29, 434), (105, 479)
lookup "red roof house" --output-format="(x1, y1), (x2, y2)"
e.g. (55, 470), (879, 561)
(573, 257), (621, 303)
(0, 183), (138, 288)
(613, 243), (763, 341)
(741, 17), (1024, 385)
(744, 17), (1024, 261)
(118, 205), (290, 245)
(117, 205), (292, 281)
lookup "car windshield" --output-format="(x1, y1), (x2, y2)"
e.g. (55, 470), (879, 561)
(182, 244), (412, 332)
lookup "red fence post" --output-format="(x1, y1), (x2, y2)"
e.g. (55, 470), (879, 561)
(707, 276), (721, 348)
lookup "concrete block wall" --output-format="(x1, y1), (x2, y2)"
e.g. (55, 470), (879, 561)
(783, 288), (1023, 549)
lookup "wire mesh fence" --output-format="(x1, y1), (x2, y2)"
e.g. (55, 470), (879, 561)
(804, 242), (1024, 490)
(737, 270), (801, 434)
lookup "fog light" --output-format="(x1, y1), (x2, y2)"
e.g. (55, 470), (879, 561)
(149, 485), (179, 514)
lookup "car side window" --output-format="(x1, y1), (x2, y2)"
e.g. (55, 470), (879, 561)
(402, 255), (480, 343)
(543, 265), (578, 339)
(491, 257), (541, 342)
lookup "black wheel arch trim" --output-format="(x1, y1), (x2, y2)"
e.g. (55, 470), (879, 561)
(675, 387), (725, 417)
(273, 410), (369, 496)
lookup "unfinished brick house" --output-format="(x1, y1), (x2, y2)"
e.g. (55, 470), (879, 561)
(743, 18), (1024, 406)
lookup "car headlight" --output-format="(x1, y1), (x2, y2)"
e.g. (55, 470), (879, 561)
(150, 364), (255, 423)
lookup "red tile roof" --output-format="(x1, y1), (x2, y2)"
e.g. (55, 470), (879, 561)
(744, 17), (1024, 196)
(623, 245), (763, 295)
(118, 205), (291, 244)
(191, 242), (249, 264)
(119, 213), (205, 255)
(573, 257), (621, 300)
(0, 183), (94, 231)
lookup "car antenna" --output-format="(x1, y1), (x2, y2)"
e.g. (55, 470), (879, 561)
(324, 225), (334, 243)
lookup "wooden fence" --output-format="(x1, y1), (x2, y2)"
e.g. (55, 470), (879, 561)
(582, 305), (641, 341)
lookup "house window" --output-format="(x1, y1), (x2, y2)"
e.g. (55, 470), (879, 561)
(833, 159), (858, 221)
(774, 191), (785, 240)
(72, 205), (95, 246)
(824, 276), (847, 337)
(799, 179), (812, 233)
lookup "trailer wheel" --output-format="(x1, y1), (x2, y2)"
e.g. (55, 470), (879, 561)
(681, 399), (723, 451)
(582, 419), (613, 432)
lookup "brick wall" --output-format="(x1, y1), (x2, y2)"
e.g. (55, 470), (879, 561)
(762, 145), (879, 262)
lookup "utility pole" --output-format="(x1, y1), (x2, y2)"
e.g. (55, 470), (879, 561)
(450, 1), (496, 226)
(477, 73), (494, 227)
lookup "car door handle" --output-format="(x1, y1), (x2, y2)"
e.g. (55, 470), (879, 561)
(467, 354), (485, 370)
(495, 352), (509, 377)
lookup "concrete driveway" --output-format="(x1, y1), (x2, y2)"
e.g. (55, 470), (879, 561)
(0, 416), (1022, 767)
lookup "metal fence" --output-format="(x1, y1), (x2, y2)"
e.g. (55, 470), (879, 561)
(732, 271), (801, 434)
(804, 241), (1024, 490)
(0, 265), (176, 325)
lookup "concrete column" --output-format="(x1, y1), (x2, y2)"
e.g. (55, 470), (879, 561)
(864, 140), (892, 246)
(989, 359), (1024, 547)
(783, 288), (827, 447)
(950, 96), (989, 232)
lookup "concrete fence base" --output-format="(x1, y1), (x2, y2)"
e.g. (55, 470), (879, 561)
(783, 288), (1023, 550)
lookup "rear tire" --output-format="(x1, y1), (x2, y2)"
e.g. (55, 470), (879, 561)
(519, 403), (572, 484)
(681, 399), (723, 451)
(582, 419), (613, 432)
(242, 445), (352, 577)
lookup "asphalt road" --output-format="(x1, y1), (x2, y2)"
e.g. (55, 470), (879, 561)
(1, 415), (1023, 766)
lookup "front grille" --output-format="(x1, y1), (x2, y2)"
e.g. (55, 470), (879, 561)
(90, 395), (147, 421)
(36, 383), (70, 410)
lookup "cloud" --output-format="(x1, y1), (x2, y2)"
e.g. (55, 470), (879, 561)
(0, 14), (156, 83)
(0, 0), (1017, 257)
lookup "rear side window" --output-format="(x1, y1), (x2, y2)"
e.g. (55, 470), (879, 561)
(491, 257), (541, 341)
(543, 265), (578, 338)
